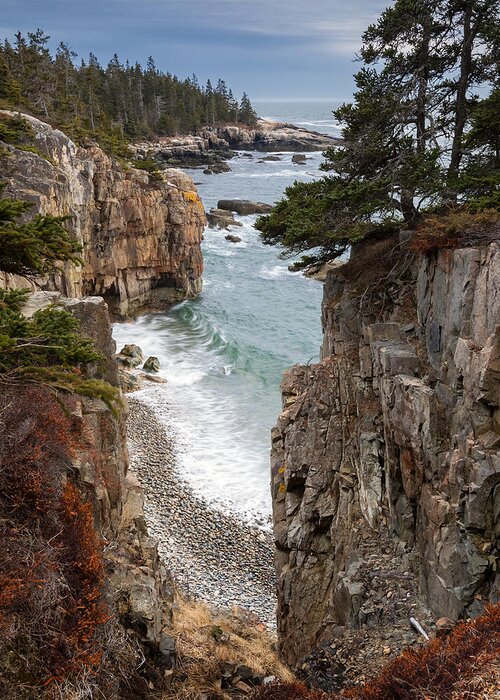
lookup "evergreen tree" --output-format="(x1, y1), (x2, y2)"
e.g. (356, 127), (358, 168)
(238, 92), (257, 126)
(0, 183), (81, 277)
(0, 184), (118, 408)
(256, 0), (500, 265)
(0, 29), (257, 152)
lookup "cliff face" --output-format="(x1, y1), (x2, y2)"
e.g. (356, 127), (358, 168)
(1, 112), (205, 318)
(271, 235), (500, 666)
(13, 292), (174, 691)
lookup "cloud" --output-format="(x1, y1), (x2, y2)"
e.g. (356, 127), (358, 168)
(2, 0), (390, 98)
(110, 0), (382, 54)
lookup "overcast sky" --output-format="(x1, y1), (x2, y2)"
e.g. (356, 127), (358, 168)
(2, 0), (390, 101)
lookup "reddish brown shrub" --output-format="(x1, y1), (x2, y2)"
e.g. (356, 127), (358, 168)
(411, 208), (500, 253)
(251, 605), (500, 700)
(0, 386), (134, 699)
(344, 604), (500, 700)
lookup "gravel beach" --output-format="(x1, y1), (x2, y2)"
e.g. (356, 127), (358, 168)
(126, 396), (277, 627)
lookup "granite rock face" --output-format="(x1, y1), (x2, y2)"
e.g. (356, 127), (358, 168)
(18, 292), (175, 667)
(271, 236), (500, 665)
(0, 112), (204, 318)
(210, 120), (340, 152)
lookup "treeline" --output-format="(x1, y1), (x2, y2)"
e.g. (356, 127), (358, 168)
(257, 0), (500, 265)
(0, 29), (258, 149)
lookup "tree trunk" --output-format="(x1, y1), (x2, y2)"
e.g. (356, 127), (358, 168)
(448, 0), (475, 184)
(416, 14), (431, 154)
(401, 189), (418, 224)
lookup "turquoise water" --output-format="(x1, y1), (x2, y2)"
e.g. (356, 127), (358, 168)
(113, 103), (334, 519)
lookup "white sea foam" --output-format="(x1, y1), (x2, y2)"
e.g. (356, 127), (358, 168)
(113, 117), (326, 521)
(234, 170), (315, 179)
(259, 264), (296, 280)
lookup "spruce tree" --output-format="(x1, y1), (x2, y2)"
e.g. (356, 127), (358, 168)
(256, 0), (500, 264)
(0, 183), (81, 277)
(238, 93), (257, 126)
(0, 185), (118, 408)
(0, 29), (248, 150)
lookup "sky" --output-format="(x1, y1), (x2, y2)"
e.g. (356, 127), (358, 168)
(1, 0), (390, 102)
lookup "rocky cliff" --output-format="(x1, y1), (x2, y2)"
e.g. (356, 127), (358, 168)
(4, 291), (175, 696)
(0, 112), (205, 318)
(271, 234), (499, 670)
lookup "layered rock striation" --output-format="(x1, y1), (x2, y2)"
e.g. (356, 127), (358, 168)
(271, 234), (500, 666)
(211, 120), (340, 152)
(1, 112), (204, 318)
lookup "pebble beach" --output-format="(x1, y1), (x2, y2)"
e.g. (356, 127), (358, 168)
(126, 396), (277, 628)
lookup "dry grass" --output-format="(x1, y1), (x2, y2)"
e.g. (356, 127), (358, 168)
(411, 208), (500, 252)
(0, 386), (140, 700)
(162, 596), (294, 699)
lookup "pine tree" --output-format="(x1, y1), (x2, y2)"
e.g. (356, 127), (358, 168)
(256, 0), (500, 264)
(0, 183), (81, 277)
(0, 185), (119, 408)
(238, 93), (257, 126)
(0, 29), (257, 150)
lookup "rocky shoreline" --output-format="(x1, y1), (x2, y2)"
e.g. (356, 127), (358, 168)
(126, 397), (277, 628)
(131, 118), (340, 167)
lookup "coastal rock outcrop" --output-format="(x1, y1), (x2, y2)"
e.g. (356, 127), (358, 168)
(0, 112), (205, 318)
(206, 208), (243, 229)
(271, 234), (500, 667)
(210, 120), (339, 152)
(217, 199), (274, 215)
(131, 119), (339, 166)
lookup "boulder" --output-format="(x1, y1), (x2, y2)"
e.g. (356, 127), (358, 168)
(217, 199), (274, 216)
(119, 368), (143, 393)
(204, 161), (231, 174)
(117, 344), (144, 368)
(139, 373), (167, 384)
(303, 259), (346, 281)
(225, 234), (242, 243)
(143, 356), (161, 373)
(292, 154), (307, 164)
(261, 155), (282, 162)
(211, 161), (232, 173)
(206, 208), (243, 230)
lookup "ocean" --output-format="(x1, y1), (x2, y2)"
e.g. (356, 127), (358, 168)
(113, 100), (338, 521)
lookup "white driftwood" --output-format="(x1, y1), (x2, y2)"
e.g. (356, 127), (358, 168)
(410, 617), (430, 640)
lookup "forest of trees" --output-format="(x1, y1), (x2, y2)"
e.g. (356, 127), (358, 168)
(0, 29), (258, 152)
(257, 0), (500, 265)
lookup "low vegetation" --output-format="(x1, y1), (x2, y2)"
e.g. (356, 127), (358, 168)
(0, 185), (120, 409)
(162, 597), (294, 699)
(251, 604), (500, 700)
(0, 386), (138, 700)
(410, 207), (500, 253)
